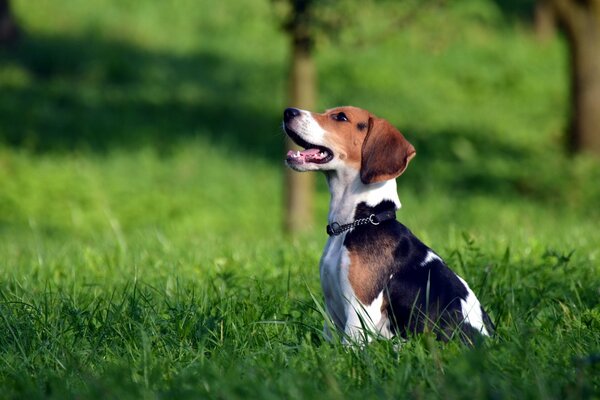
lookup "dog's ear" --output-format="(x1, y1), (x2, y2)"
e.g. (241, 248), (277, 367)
(360, 117), (415, 184)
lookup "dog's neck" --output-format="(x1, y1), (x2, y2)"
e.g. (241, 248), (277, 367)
(325, 169), (401, 225)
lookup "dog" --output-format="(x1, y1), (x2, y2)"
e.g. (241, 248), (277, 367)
(283, 106), (494, 344)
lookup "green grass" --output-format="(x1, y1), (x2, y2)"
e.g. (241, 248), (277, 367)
(1, 0), (599, 398)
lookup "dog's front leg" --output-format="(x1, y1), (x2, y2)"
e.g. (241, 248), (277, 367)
(342, 294), (393, 345)
(342, 301), (373, 345)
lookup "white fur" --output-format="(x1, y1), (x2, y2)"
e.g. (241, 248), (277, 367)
(420, 250), (443, 267)
(456, 276), (490, 336)
(291, 109), (328, 143)
(320, 234), (348, 333)
(326, 170), (401, 226)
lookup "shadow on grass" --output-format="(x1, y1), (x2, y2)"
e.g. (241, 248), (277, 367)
(490, 0), (536, 21)
(0, 32), (568, 202)
(399, 122), (592, 207)
(0, 33), (284, 159)
(403, 126), (535, 197)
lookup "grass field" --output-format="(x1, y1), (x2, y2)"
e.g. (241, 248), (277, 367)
(1, 0), (599, 398)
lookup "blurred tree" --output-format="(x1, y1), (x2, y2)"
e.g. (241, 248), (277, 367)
(494, 0), (599, 154)
(0, 0), (19, 45)
(534, 0), (556, 40)
(280, 0), (317, 235)
(550, 0), (600, 155)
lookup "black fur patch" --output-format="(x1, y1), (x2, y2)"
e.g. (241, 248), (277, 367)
(344, 200), (494, 342)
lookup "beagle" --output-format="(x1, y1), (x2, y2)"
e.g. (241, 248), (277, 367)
(283, 106), (494, 344)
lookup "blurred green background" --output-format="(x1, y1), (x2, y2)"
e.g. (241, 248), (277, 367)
(0, 0), (599, 399)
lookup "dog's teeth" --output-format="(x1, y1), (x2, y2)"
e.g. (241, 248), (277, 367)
(296, 151), (301, 157)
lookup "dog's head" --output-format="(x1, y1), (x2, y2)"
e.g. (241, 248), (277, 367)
(283, 106), (415, 184)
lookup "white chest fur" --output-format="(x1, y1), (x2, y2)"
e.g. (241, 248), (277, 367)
(319, 234), (393, 343)
(319, 235), (347, 331)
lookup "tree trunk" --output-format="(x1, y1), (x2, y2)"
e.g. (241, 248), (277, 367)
(535, 0), (557, 41)
(568, 23), (600, 154)
(284, 38), (316, 234)
(554, 0), (600, 155)
(0, 0), (19, 45)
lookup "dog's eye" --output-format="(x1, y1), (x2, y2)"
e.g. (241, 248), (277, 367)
(334, 112), (348, 122)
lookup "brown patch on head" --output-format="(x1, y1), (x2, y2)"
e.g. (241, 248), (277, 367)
(348, 235), (396, 305)
(360, 117), (416, 184)
(310, 107), (415, 182)
(310, 106), (372, 169)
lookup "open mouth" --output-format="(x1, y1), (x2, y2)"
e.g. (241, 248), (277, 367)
(284, 125), (334, 165)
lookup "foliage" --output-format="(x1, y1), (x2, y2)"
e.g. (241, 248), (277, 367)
(272, 0), (448, 49)
(0, 0), (599, 398)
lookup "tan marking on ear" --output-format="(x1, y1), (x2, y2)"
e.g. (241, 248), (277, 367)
(347, 236), (396, 305)
(360, 117), (416, 184)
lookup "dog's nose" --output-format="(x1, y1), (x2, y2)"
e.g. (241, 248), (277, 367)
(284, 107), (300, 122)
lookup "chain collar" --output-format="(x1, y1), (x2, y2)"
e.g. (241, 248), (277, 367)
(326, 210), (396, 236)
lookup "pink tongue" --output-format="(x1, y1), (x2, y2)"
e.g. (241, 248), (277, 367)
(301, 148), (321, 157)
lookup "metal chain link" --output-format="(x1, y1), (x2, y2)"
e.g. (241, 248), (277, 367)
(327, 214), (381, 236)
